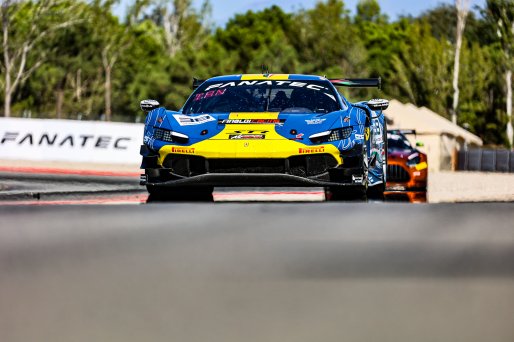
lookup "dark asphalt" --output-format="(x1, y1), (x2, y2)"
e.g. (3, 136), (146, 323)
(1, 203), (514, 342)
(0, 171), (142, 200)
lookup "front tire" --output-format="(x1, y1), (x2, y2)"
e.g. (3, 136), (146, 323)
(146, 185), (213, 202)
(327, 142), (368, 201)
(367, 183), (385, 200)
(327, 186), (367, 201)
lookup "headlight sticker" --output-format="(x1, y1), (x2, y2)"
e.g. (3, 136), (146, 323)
(173, 114), (216, 126)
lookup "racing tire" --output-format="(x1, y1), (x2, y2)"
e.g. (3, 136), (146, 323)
(327, 186), (367, 201)
(367, 183), (385, 200)
(146, 185), (214, 202)
(327, 142), (368, 201)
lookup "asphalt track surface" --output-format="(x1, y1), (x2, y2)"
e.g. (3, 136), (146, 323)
(0, 171), (427, 204)
(1, 173), (514, 341)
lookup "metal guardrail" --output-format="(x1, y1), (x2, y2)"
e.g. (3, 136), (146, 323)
(457, 149), (514, 173)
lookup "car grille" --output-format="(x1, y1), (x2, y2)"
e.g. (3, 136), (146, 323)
(209, 159), (285, 174)
(288, 155), (338, 177)
(387, 164), (411, 182)
(163, 154), (338, 177)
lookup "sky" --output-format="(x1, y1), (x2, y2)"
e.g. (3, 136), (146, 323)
(115, 0), (486, 25)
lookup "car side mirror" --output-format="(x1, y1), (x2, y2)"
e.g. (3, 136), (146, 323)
(416, 141), (424, 147)
(140, 99), (160, 112)
(368, 99), (389, 111)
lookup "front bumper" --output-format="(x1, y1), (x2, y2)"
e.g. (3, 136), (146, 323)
(142, 172), (365, 188)
(386, 160), (428, 190)
(140, 144), (366, 188)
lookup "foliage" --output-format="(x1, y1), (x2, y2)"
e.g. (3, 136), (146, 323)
(1, 0), (513, 146)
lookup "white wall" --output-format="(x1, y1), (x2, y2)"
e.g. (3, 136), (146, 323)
(0, 118), (144, 165)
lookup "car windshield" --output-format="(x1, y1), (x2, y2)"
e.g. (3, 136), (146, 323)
(387, 133), (413, 150)
(183, 80), (340, 114)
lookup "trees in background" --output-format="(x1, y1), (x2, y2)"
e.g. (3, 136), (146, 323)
(484, 0), (514, 146)
(451, 0), (470, 125)
(0, 0), (512, 147)
(0, 0), (80, 117)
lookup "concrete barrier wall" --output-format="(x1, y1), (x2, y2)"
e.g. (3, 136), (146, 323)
(428, 171), (514, 203)
(0, 118), (143, 165)
(457, 149), (514, 173)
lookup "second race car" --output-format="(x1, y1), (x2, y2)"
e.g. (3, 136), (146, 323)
(386, 129), (428, 190)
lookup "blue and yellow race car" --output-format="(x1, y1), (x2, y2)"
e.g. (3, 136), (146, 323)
(139, 74), (388, 199)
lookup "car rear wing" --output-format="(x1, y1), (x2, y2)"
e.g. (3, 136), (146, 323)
(329, 78), (382, 89)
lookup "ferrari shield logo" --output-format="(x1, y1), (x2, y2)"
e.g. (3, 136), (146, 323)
(365, 127), (370, 141)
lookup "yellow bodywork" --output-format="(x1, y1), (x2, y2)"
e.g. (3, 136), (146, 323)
(158, 112), (342, 165)
(415, 161), (428, 171)
(240, 74), (290, 80)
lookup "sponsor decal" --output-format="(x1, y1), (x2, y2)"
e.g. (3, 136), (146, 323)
(352, 175), (364, 184)
(219, 119), (285, 124)
(365, 127), (370, 141)
(202, 80), (337, 102)
(0, 118), (142, 165)
(173, 114), (215, 126)
(205, 81), (328, 92)
(229, 134), (265, 140)
(193, 89), (226, 101)
(305, 118), (326, 125)
(290, 133), (304, 141)
(171, 146), (195, 154)
(0, 131), (130, 149)
(355, 134), (364, 140)
(226, 130), (269, 134)
(299, 146), (325, 154)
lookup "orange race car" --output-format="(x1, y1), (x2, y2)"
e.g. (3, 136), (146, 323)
(386, 130), (428, 190)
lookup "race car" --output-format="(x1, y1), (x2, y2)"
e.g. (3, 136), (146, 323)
(139, 74), (389, 200)
(386, 130), (428, 190)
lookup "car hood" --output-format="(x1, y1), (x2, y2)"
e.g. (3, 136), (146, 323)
(161, 111), (346, 141)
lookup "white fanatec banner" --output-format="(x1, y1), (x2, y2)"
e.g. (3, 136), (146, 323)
(0, 118), (144, 164)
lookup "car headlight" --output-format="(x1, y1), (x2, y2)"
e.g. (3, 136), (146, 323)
(309, 127), (353, 143)
(153, 128), (189, 143)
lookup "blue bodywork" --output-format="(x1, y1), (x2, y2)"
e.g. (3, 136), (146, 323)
(141, 74), (387, 188)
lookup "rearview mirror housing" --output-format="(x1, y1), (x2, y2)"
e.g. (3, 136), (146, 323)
(368, 99), (389, 111)
(140, 99), (160, 112)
